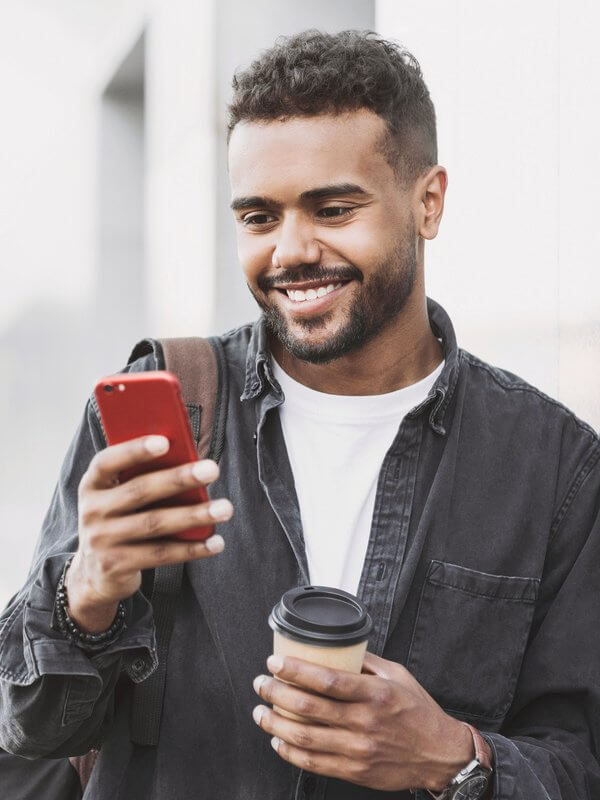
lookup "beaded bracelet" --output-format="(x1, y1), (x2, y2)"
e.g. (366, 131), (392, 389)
(54, 557), (126, 652)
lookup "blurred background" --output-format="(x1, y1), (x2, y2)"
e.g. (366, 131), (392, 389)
(1, 0), (599, 609)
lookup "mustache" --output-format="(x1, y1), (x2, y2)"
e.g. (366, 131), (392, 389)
(258, 264), (363, 292)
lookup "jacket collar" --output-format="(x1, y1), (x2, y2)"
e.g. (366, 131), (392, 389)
(241, 296), (460, 436)
(405, 297), (461, 435)
(241, 314), (275, 402)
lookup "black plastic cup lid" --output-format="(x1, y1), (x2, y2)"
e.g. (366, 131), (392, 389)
(269, 586), (373, 647)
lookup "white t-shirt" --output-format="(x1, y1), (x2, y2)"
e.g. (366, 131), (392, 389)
(271, 358), (445, 595)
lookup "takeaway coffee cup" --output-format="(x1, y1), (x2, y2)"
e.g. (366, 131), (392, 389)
(268, 586), (373, 721)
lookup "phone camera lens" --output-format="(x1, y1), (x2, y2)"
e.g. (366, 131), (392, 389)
(104, 385), (114, 393)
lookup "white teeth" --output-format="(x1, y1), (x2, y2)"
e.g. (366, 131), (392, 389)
(285, 282), (345, 302)
(286, 289), (307, 301)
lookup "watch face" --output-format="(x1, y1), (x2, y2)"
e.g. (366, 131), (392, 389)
(454, 773), (490, 800)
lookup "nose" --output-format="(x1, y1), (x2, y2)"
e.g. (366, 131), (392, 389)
(272, 214), (321, 269)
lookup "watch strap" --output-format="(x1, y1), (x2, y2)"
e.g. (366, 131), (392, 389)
(426, 724), (493, 800)
(463, 723), (493, 771)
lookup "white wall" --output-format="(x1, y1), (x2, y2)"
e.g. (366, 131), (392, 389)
(0, 0), (218, 608)
(145, 0), (218, 338)
(0, 2), (124, 609)
(376, 0), (600, 429)
(558, 2), (600, 427)
(97, 34), (146, 368)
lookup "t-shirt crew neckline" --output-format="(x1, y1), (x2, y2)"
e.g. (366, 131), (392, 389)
(270, 357), (445, 423)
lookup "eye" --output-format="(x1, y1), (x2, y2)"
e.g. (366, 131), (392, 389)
(317, 206), (355, 219)
(242, 213), (277, 227)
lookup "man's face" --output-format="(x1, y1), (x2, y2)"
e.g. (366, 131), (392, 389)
(228, 110), (418, 364)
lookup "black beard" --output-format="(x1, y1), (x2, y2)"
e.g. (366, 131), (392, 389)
(248, 237), (416, 365)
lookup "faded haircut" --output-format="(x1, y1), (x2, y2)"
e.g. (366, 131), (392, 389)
(227, 29), (437, 184)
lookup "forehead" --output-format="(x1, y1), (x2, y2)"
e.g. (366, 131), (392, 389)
(228, 110), (394, 199)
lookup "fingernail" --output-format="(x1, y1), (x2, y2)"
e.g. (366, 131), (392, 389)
(145, 435), (169, 455)
(267, 655), (283, 674)
(253, 674), (268, 694)
(252, 705), (265, 725)
(204, 534), (225, 553)
(208, 499), (233, 520)
(191, 460), (218, 483)
(271, 736), (280, 752)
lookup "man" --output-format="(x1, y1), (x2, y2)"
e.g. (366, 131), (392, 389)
(1, 30), (599, 800)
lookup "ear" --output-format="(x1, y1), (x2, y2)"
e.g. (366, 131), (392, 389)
(416, 166), (448, 240)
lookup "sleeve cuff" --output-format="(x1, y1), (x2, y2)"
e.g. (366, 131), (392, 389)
(19, 554), (157, 685)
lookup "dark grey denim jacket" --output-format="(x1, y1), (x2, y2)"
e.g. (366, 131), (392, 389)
(1, 299), (599, 800)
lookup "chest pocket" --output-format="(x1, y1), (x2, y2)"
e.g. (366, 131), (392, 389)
(406, 560), (539, 726)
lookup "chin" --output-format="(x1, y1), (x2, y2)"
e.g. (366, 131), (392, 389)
(276, 323), (362, 365)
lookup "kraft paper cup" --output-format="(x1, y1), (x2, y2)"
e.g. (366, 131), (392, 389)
(268, 586), (373, 721)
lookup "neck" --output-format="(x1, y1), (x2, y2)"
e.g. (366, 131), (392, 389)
(271, 291), (443, 396)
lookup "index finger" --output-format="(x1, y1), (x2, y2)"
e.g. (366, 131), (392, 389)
(84, 435), (170, 489)
(266, 654), (372, 702)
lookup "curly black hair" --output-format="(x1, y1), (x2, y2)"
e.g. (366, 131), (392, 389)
(227, 30), (437, 183)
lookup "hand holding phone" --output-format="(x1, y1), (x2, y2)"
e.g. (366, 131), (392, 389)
(95, 371), (217, 541)
(66, 372), (233, 633)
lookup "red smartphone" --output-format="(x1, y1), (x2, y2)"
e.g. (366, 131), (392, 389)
(94, 371), (214, 541)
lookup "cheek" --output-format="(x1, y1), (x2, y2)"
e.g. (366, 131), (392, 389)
(236, 234), (273, 286)
(325, 223), (384, 270)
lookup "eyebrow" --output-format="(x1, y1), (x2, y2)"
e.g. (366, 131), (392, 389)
(230, 182), (370, 211)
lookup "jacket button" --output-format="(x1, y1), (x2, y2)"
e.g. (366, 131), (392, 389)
(131, 657), (147, 675)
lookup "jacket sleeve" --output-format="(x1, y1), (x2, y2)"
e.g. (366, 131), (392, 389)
(484, 439), (600, 799)
(0, 399), (157, 759)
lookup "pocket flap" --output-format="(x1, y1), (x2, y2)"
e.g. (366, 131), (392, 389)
(407, 560), (539, 724)
(427, 561), (539, 602)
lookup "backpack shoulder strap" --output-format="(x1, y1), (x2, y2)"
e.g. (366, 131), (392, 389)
(125, 335), (228, 462)
(159, 336), (228, 462)
(127, 335), (228, 748)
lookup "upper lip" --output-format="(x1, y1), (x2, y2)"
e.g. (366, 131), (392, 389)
(271, 279), (349, 291)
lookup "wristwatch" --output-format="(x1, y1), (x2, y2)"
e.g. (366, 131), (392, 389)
(427, 724), (493, 800)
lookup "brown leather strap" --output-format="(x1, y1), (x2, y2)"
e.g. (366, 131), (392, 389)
(69, 750), (98, 789)
(463, 723), (493, 770)
(425, 724), (493, 799)
(159, 337), (218, 459)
